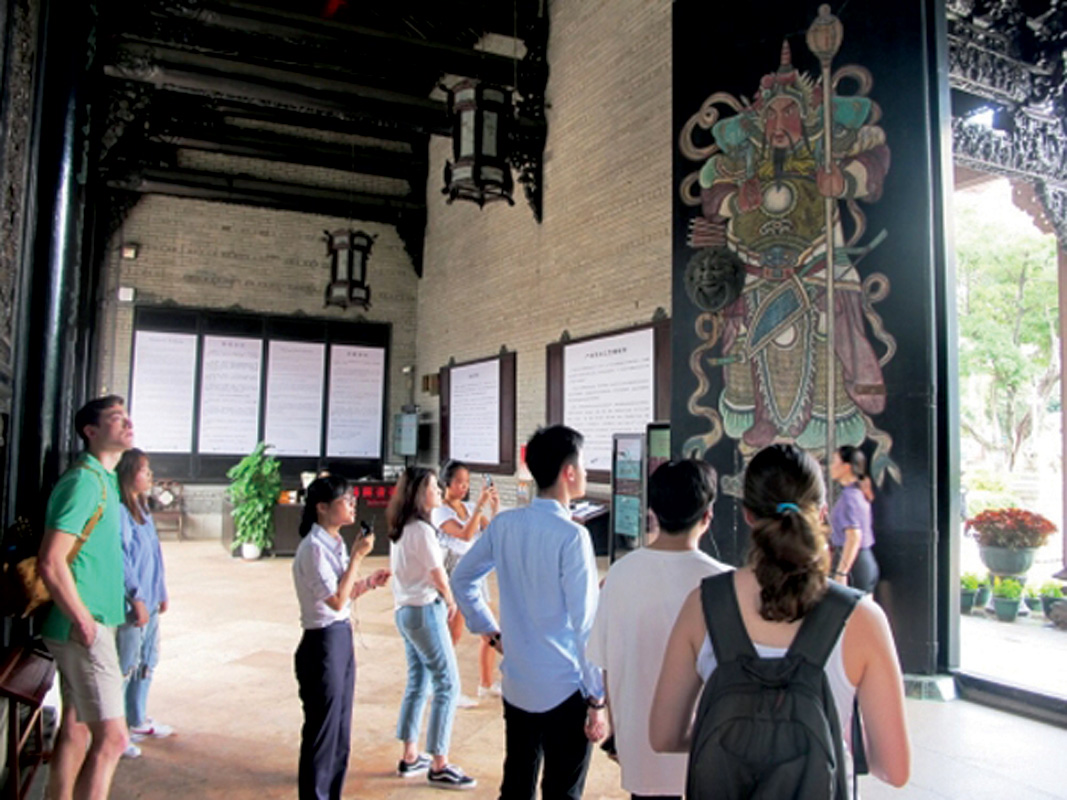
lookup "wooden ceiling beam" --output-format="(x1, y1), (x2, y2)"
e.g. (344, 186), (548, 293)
(105, 42), (452, 136)
(152, 1), (521, 88)
(150, 124), (422, 180)
(107, 166), (421, 222)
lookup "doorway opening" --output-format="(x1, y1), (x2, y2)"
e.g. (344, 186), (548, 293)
(954, 167), (1067, 701)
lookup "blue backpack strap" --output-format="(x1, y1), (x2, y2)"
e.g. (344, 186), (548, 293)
(787, 582), (862, 667)
(699, 572), (759, 665)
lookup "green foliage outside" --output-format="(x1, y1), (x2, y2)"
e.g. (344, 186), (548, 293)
(992, 577), (1023, 600)
(1039, 581), (1065, 598)
(960, 572), (980, 591)
(226, 442), (282, 550)
(956, 195), (1059, 475)
(960, 468), (1020, 516)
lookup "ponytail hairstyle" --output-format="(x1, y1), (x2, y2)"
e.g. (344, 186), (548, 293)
(836, 445), (867, 480)
(837, 444), (874, 502)
(299, 475), (350, 538)
(742, 443), (830, 622)
(116, 448), (150, 526)
(387, 466), (437, 542)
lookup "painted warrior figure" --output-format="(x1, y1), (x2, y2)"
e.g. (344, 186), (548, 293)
(685, 39), (893, 468)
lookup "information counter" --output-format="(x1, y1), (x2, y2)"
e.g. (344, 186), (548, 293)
(222, 480), (395, 557)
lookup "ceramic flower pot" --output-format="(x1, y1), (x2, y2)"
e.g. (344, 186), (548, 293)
(978, 545), (1036, 578)
(1024, 596), (1041, 612)
(975, 585), (992, 606)
(1041, 595), (1063, 617)
(992, 597), (1020, 622)
(960, 590), (976, 615)
(240, 542), (263, 560)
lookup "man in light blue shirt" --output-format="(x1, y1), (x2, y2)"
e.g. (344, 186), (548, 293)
(452, 425), (605, 799)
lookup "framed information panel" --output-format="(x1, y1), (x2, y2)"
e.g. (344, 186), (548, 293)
(547, 319), (671, 483)
(131, 306), (390, 481)
(198, 335), (263, 456)
(439, 351), (516, 474)
(129, 331), (199, 453)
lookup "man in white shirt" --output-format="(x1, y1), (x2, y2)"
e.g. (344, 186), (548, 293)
(452, 425), (605, 799)
(588, 459), (729, 800)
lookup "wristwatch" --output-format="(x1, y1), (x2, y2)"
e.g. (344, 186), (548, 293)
(586, 696), (606, 710)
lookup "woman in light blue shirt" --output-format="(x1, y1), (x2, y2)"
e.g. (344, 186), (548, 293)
(115, 449), (172, 758)
(293, 476), (389, 800)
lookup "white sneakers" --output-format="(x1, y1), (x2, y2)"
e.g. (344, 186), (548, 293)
(456, 694), (479, 709)
(129, 718), (174, 741)
(477, 682), (502, 699)
(121, 742), (142, 759)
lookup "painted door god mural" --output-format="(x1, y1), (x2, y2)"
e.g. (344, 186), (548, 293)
(679, 5), (899, 493)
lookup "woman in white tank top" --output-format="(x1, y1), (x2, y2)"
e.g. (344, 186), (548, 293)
(650, 444), (910, 795)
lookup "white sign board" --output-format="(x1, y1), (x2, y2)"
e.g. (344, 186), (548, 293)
(130, 331), (198, 453)
(264, 340), (325, 456)
(198, 336), (263, 455)
(449, 359), (500, 464)
(564, 328), (655, 471)
(327, 344), (386, 458)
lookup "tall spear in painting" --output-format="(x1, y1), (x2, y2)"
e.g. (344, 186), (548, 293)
(806, 4), (844, 488)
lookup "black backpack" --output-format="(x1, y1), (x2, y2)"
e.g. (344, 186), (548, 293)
(686, 573), (861, 800)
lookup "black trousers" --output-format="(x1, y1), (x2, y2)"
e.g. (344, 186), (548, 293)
(500, 690), (591, 800)
(295, 621), (355, 800)
(832, 546), (880, 593)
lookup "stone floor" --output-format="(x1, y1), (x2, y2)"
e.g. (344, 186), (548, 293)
(959, 603), (1067, 699)
(37, 541), (1067, 799)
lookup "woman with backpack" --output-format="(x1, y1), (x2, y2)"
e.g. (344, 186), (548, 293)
(650, 443), (909, 798)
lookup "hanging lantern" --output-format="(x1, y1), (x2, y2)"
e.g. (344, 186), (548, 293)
(442, 80), (515, 207)
(324, 229), (375, 310)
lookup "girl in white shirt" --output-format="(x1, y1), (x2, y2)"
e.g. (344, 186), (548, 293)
(650, 444), (910, 797)
(292, 476), (389, 800)
(388, 467), (476, 790)
(431, 460), (500, 704)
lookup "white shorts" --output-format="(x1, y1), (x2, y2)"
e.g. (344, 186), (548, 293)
(44, 626), (125, 723)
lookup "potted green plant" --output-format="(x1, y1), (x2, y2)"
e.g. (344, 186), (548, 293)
(1023, 585), (1041, 612)
(975, 576), (992, 608)
(226, 442), (282, 560)
(991, 577), (1023, 622)
(965, 508), (1056, 578)
(960, 572), (980, 615)
(1039, 581), (1065, 617)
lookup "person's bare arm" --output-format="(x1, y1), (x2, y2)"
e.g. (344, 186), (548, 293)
(834, 527), (862, 581)
(650, 589), (707, 752)
(38, 529), (96, 646)
(440, 492), (491, 542)
(848, 600), (911, 787)
(323, 534), (375, 611)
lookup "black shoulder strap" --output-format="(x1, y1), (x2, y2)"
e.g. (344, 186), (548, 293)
(787, 582), (862, 667)
(700, 572), (758, 664)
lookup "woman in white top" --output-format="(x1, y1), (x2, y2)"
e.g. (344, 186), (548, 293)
(650, 444), (910, 796)
(431, 460), (499, 704)
(292, 476), (390, 800)
(388, 467), (476, 790)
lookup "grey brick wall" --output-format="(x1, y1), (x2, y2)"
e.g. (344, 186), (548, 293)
(416, 0), (673, 502)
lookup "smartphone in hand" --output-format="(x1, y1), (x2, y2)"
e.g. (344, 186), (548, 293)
(484, 474), (494, 488)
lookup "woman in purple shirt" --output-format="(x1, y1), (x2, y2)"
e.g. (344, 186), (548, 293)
(829, 446), (879, 592)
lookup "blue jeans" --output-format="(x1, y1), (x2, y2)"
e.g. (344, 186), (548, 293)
(394, 599), (458, 755)
(116, 608), (161, 728)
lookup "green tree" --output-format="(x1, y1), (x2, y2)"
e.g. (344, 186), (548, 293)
(956, 198), (1059, 472)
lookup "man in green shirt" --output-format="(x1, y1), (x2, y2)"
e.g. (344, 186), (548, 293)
(39, 396), (133, 800)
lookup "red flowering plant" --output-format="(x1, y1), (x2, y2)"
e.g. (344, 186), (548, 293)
(965, 508), (1057, 549)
